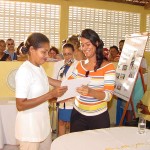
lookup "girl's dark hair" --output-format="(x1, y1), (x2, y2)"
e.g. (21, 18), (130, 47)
(62, 43), (74, 52)
(80, 29), (104, 71)
(21, 33), (49, 54)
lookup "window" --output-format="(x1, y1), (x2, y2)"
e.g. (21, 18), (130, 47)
(146, 14), (150, 51)
(0, 1), (60, 48)
(68, 6), (140, 49)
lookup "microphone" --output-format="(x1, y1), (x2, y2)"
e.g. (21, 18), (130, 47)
(60, 59), (74, 70)
(57, 59), (74, 80)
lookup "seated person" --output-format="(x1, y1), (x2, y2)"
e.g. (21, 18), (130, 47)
(116, 58), (148, 125)
(48, 46), (59, 60)
(125, 89), (150, 128)
(137, 90), (150, 128)
(125, 91), (150, 129)
(5, 38), (17, 61)
(0, 39), (10, 61)
(56, 53), (64, 61)
(108, 45), (120, 62)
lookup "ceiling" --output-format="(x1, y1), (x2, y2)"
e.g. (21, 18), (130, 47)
(100, 0), (150, 8)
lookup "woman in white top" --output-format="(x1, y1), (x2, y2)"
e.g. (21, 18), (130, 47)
(53, 43), (78, 136)
(15, 33), (67, 150)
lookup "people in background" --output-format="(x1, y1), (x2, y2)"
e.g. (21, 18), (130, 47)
(116, 57), (148, 125)
(125, 73), (150, 129)
(132, 57), (148, 113)
(0, 40), (6, 58)
(108, 45), (120, 62)
(5, 38), (17, 61)
(66, 34), (86, 61)
(55, 53), (64, 61)
(15, 33), (67, 150)
(53, 43), (78, 136)
(136, 91), (150, 128)
(16, 42), (24, 55)
(0, 39), (10, 61)
(103, 48), (109, 60)
(16, 42), (28, 61)
(69, 29), (116, 132)
(119, 40), (125, 54)
(48, 46), (59, 59)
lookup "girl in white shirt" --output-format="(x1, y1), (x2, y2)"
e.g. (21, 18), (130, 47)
(15, 33), (67, 150)
(53, 43), (78, 136)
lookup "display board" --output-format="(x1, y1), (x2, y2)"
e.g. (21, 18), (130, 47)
(114, 33), (148, 101)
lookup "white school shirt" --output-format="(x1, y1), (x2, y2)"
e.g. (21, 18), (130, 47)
(53, 59), (78, 109)
(15, 61), (51, 142)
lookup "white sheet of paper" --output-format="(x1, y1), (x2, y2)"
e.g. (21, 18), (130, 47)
(57, 77), (90, 102)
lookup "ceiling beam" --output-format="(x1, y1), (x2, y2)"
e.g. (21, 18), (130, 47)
(98, 0), (149, 6)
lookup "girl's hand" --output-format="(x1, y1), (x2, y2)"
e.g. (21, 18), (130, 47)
(51, 86), (68, 98)
(76, 85), (90, 96)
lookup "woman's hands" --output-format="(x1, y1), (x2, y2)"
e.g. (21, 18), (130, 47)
(48, 77), (61, 87)
(76, 85), (106, 101)
(76, 85), (90, 96)
(51, 86), (68, 98)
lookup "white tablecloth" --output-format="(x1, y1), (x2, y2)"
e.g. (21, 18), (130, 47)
(0, 100), (18, 149)
(51, 127), (150, 150)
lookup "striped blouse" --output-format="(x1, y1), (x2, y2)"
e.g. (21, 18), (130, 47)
(70, 61), (116, 116)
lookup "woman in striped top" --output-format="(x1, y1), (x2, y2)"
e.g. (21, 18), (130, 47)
(70, 29), (116, 132)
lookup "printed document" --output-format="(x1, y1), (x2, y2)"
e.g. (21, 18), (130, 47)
(57, 77), (90, 102)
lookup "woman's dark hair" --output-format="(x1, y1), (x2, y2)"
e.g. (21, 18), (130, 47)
(80, 29), (104, 71)
(62, 43), (74, 52)
(110, 45), (119, 53)
(16, 42), (24, 55)
(119, 40), (125, 44)
(21, 33), (49, 54)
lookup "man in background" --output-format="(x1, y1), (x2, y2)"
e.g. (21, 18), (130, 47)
(119, 40), (125, 54)
(5, 38), (17, 61)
